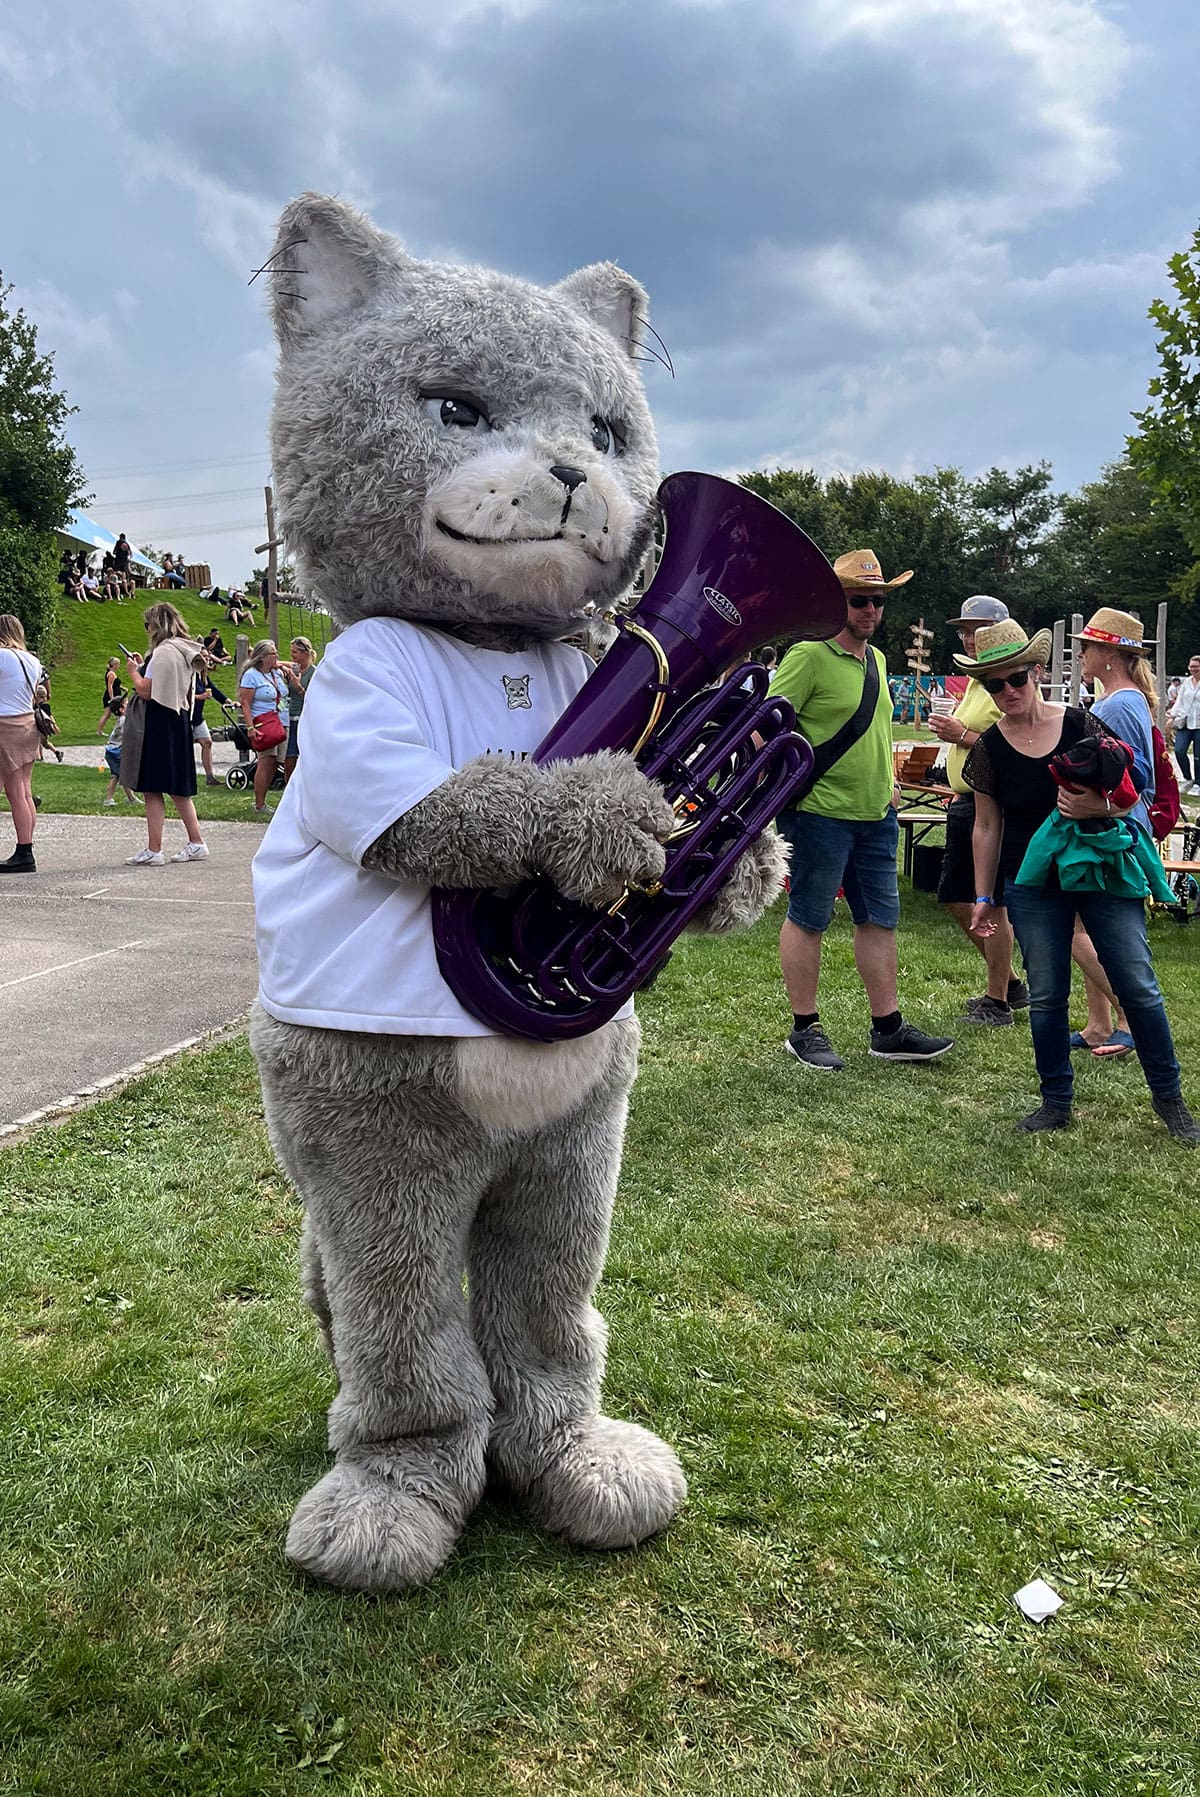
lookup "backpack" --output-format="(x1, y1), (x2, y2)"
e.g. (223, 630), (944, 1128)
(1148, 723), (1181, 841)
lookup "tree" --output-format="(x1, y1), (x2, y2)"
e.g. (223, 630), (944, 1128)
(1130, 223), (1200, 601)
(0, 276), (88, 649)
(738, 465), (972, 657)
(246, 560), (297, 595)
(1044, 454), (1195, 664)
(966, 462), (1059, 608)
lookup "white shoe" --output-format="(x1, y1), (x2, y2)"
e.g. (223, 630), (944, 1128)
(102, 797), (116, 807)
(125, 848), (165, 865)
(170, 841), (209, 862)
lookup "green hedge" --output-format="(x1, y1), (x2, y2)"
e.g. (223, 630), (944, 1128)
(0, 525), (59, 657)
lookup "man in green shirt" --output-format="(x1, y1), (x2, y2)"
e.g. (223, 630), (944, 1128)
(769, 549), (954, 1071)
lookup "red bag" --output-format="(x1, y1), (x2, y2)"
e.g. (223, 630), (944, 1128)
(1148, 724), (1181, 841)
(250, 711), (286, 751)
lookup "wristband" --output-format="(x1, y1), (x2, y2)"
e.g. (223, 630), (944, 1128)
(975, 895), (993, 906)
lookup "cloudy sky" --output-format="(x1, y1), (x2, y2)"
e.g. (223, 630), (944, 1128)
(2, 0), (1196, 582)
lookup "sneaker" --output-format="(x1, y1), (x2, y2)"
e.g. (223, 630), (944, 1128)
(170, 841), (209, 862)
(1152, 1095), (1200, 1146)
(125, 848), (165, 865)
(102, 797), (116, 807)
(253, 804), (274, 816)
(869, 1020), (954, 1062)
(964, 995), (1013, 1026)
(1017, 1104), (1072, 1133)
(205, 775), (220, 786)
(785, 1024), (845, 1072)
(1007, 979), (1029, 1009)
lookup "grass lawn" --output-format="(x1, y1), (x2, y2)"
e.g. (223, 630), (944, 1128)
(3, 890), (1200, 1795)
(11, 760), (274, 823)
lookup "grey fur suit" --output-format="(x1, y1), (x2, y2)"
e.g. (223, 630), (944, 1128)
(251, 195), (786, 1592)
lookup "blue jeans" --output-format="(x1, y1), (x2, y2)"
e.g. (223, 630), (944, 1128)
(776, 809), (900, 932)
(1004, 882), (1181, 1108)
(1174, 726), (1200, 783)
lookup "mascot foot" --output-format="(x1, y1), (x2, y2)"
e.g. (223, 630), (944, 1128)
(499, 1415), (686, 1551)
(286, 1455), (472, 1592)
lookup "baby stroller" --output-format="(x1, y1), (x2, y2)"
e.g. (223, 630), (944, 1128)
(212, 699), (285, 791)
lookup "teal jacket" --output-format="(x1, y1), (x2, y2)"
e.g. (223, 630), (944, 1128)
(1016, 814), (1175, 903)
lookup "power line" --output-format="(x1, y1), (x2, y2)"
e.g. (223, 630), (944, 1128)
(98, 486), (264, 508)
(88, 452), (272, 479)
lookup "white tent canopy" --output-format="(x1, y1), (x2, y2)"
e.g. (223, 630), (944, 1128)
(57, 509), (161, 574)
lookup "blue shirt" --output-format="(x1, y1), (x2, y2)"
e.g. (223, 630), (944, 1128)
(1092, 689), (1153, 836)
(239, 665), (289, 721)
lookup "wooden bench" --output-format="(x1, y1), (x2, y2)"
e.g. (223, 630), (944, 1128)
(893, 744), (940, 784)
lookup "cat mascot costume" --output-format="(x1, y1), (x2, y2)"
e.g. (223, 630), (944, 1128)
(250, 193), (785, 1592)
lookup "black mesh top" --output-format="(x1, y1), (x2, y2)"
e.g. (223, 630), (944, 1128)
(962, 706), (1105, 884)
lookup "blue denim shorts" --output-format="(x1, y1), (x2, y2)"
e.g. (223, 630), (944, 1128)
(776, 808), (900, 933)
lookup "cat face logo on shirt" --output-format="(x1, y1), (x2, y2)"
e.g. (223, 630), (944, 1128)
(502, 674), (532, 710)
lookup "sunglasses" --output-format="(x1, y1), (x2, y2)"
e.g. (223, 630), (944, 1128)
(846, 593), (885, 609)
(981, 668), (1031, 694)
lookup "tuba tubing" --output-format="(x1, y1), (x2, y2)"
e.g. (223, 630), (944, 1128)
(431, 471), (846, 1041)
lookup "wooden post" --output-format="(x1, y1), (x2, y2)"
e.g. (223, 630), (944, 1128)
(905, 617), (934, 724)
(265, 485), (279, 648)
(1051, 619), (1065, 704)
(1156, 601), (1169, 728)
(235, 633), (251, 678)
(1069, 613), (1083, 705)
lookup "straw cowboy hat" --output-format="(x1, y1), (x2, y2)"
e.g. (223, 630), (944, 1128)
(1070, 606), (1152, 657)
(946, 594), (1009, 629)
(833, 549), (914, 591)
(953, 619), (1053, 678)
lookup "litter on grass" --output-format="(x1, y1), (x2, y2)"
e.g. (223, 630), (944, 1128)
(1013, 1578), (1064, 1623)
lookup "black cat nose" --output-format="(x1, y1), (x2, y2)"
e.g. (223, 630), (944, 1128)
(549, 464), (587, 492)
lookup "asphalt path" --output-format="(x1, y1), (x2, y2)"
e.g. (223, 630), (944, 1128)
(0, 815), (262, 1133)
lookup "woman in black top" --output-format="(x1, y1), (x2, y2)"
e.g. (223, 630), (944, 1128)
(961, 621), (1197, 1144)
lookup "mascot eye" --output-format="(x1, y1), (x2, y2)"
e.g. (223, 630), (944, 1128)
(422, 394), (491, 432)
(590, 415), (626, 457)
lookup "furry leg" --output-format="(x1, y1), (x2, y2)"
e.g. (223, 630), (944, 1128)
(252, 1008), (496, 1592)
(468, 1022), (686, 1551)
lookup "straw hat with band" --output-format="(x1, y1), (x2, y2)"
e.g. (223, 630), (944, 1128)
(833, 549), (913, 591)
(953, 620), (1053, 679)
(946, 594), (1008, 629)
(1071, 606), (1151, 658)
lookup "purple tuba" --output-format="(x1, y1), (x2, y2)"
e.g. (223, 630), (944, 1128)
(432, 470), (845, 1040)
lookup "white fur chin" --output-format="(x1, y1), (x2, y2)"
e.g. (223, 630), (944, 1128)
(431, 534), (599, 607)
(454, 1031), (616, 1131)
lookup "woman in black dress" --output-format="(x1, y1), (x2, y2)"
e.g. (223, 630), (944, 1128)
(122, 602), (210, 866)
(962, 620), (1197, 1145)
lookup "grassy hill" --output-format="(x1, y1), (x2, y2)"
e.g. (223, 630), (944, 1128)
(43, 589), (332, 744)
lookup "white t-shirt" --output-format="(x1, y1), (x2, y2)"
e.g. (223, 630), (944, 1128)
(253, 616), (621, 1035)
(0, 647), (44, 717)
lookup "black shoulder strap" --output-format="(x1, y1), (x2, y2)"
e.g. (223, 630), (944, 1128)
(788, 644), (880, 805)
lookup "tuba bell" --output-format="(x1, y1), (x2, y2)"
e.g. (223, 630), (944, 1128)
(431, 470), (845, 1040)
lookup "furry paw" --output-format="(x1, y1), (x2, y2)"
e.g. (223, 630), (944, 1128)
(688, 827), (789, 934)
(285, 1455), (473, 1592)
(536, 751), (676, 908)
(500, 1416), (687, 1550)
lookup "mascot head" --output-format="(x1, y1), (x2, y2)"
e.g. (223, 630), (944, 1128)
(267, 193), (660, 643)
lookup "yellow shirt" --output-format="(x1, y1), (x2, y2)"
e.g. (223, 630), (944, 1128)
(947, 679), (1001, 793)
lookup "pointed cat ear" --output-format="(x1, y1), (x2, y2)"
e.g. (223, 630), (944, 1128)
(268, 193), (407, 350)
(551, 262), (650, 360)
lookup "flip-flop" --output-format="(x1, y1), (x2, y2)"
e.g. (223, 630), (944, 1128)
(1069, 1031), (1091, 1051)
(1093, 1029), (1135, 1058)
